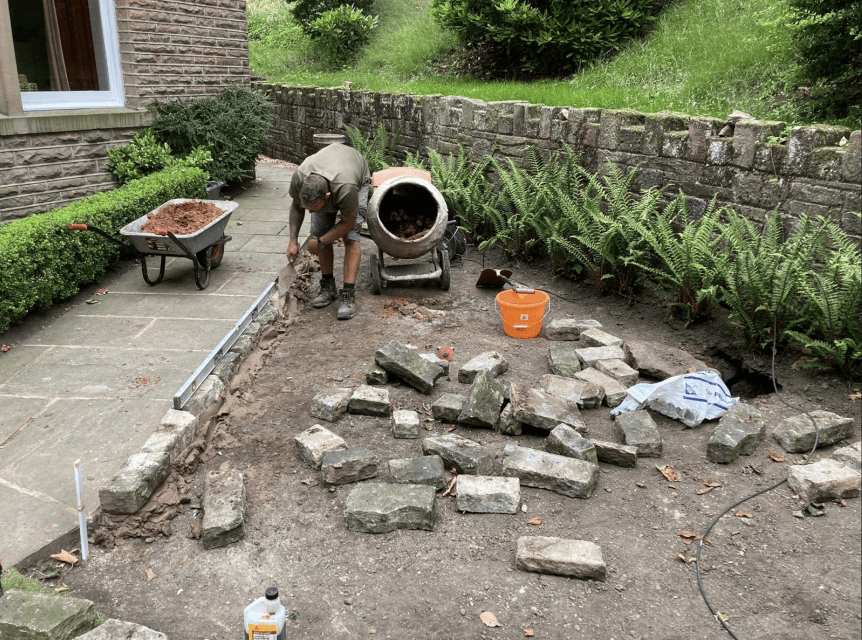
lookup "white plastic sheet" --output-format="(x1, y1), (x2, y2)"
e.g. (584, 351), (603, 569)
(610, 370), (738, 428)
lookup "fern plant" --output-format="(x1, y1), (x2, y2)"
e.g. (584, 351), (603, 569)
(344, 124), (400, 173)
(426, 147), (492, 240)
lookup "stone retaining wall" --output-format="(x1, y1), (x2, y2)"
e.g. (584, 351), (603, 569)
(254, 83), (861, 239)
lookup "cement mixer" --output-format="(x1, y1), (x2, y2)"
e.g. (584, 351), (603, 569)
(366, 168), (451, 293)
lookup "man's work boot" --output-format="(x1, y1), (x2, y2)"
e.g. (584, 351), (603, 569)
(309, 278), (338, 308)
(337, 288), (356, 320)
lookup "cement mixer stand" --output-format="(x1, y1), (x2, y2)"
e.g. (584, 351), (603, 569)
(370, 245), (450, 294)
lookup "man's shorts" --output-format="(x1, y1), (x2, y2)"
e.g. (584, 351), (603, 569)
(309, 179), (370, 243)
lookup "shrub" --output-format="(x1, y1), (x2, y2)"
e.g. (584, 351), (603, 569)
(292, 0), (376, 34)
(430, 0), (663, 77)
(107, 130), (212, 185)
(150, 87), (272, 184)
(309, 5), (378, 66)
(0, 167), (207, 334)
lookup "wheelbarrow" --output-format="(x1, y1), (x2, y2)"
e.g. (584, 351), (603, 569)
(68, 198), (237, 290)
(366, 168), (451, 293)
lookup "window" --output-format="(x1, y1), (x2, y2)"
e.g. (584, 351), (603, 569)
(8, 0), (123, 110)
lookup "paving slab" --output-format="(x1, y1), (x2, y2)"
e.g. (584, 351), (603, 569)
(516, 537), (606, 580)
(0, 345), (50, 386)
(0, 482), (79, 568)
(238, 235), (295, 254)
(226, 219), (288, 235)
(0, 395), (52, 444)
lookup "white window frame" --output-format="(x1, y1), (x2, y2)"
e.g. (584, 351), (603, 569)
(20, 0), (124, 111)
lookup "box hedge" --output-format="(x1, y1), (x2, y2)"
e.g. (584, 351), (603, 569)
(0, 167), (207, 334)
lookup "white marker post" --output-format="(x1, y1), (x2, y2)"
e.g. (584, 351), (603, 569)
(74, 460), (89, 561)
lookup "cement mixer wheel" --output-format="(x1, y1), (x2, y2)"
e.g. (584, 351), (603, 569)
(440, 249), (451, 291)
(370, 254), (383, 295)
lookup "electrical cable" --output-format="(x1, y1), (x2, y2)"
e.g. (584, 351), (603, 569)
(694, 315), (822, 639)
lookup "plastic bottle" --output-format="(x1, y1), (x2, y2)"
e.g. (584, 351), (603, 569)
(244, 587), (287, 640)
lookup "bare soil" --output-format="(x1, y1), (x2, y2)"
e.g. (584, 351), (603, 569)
(52, 238), (861, 640)
(141, 201), (227, 235)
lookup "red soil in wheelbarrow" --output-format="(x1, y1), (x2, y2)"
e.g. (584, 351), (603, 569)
(140, 200), (226, 235)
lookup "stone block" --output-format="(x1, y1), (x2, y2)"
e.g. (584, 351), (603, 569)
(0, 590), (99, 640)
(580, 328), (623, 348)
(99, 452), (170, 515)
(545, 319), (580, 340)
(256, 304), (279, 325)
(431, 393), (464, 423)
(185, 375), (224, 416)
(787, 459), (861, 502)
(458, 370), (506, 428)
(548, 343), (582, 377)
(228, 334), (254, 357)
(76, 619), (167, 639)
(574, 368), (627, 408)
(595, 359), (639, 387)
(833, 441), (861, 472)
(706, 402), (765, 463)
(541, 375), (604, 409)
(773, 410), (856, 453)
(591, 439), (638, 467)
(321, 448), (379, 485)
(458, 351), (508, 383)
(615, 410), (662, 457)
(348, 385), (391, 416)
(516, 537), (606, 581)
(211, 351), (241, 385)
(392, 409), (421, 439)
(202, 470), (246, 549)
(344, 483), (437, 533)
(575, 346), (626, 368)
(496, 403), (523, 436)
(420, 352), (450, 376)
(546, 424), (598, 463)
(455, 476), (520, 514)
(294, 425), (347, 469)
(311, 388), (352, 422)
(375, 341), (444, 394)
(365, 362), (388, 385)
(422, 434), (494, 475)
(510, 383), (586, 432)
(140, 409), (197, 461)
(624, 341), (717, 379)
(501, 445), (599, 498)
(388, 455), (447, 490)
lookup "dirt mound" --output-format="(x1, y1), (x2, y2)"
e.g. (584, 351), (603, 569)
(141, 200), (226, 235)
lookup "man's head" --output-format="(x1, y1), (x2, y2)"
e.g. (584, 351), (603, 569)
(299, 174), (330, 212)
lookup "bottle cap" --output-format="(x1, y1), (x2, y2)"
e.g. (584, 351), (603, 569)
(265, 587), (279, 600)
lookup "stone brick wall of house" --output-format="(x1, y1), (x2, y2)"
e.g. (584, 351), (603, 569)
(117, 0), (250, 108)
(255, 84), (862, 240)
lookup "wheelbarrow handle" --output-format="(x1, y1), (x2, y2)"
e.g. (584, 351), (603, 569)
(67, 223), (136, 254)
(68, 224), (88, 231)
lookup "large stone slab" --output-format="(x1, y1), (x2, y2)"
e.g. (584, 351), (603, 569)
(420, 353), (450, 377)
(202, 470), (246, 549)
(833, 441), (862, 472)
(294, 425), (347, 469)
(615, 410), (662, 457)
(365, 362), (388, 385)
(348, 385), (391, 416)
(595, 359), (639, 387)
(185, 375), (224, 416)
(311, 388), (352, 422)
(76, 619), (167, 639)
(516, 537), (606, 581)
(375, 341), (444, 394)
(545, 319), (602, 341)
(344, 483), (437, 533)
(501, 445), (599, 498)
(787, 459), (861, 502)
(546, 424), (597, 463)
(388, 455), (447, 490)
(548, 343), (582, 377)
(0, 590), (99, 640)
(574, 346), (626, 369)
(773, 410), (856, 453)
(541, 374), (603, 409)
(580, 328), (623, 348)
(510, 383), (586, 433)
(591, 439), (638, 467)
(624, 341), (716, 379)
(431, 393), (464, 423)
(321, 448), (379, 485)
(422, 434), (494, 475)
(140, 409), (197, 461)
(495, 403), (523, 436)
(707, 402), (765, 463)
(458, 351), (508, 384)
(574, 367), (627, 408)
(456, 476), (520, 514)
(392, 409), (421, 439)
(458, 370), (506, 428)
(99, 452), (171, 515)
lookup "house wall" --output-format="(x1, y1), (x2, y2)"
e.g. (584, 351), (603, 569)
(256, 84), (862, 241)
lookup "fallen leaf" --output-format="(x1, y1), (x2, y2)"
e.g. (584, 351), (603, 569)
(667, 484), (677, 490)
(146, 568), (155, 582)
(839, 499), (847, 507)
(734, 510), (753, 519)
(480, 612), (500, 628)
(1, 345), (10, 352)
(368, 627), (376, 635)
(525, 629), (534, 637)
(674, 552), (687, 562)
(50, 549), (78, 566)
(697, 486), (715, 495)
(747, 462), (762, 475)
(95, 288), (108, 295)
(848, 393), (861, 401)
(676, 530), (700, 540)
(446, 426), (457, 432)
(704, 537), (714, 546)
(527, 517), (542, 526)
(730, 531), (740, 536)
(767, 453), (785, 462)
(656, 465), (680, 482)
(636, 481), (646, 488)
(705, 482), (722, 487)
(301, 477), (317, 486)
(54, 585), (69, 593)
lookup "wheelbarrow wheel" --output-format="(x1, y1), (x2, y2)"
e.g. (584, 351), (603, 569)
(196, 242), (225, 269)
(370, 254), (383, 295)
(440, 249), (451, 291)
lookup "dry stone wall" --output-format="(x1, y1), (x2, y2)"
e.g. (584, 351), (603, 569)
(255, 83), (861, 239)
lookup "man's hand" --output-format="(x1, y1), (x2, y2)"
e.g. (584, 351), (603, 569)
(287, 238), (299, 263)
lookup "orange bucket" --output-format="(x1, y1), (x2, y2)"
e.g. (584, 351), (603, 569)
(495, 289), (550, 339)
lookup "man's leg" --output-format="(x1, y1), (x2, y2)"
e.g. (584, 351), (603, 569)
(337, 240), (360, 320)
(309, 214), (339, 308)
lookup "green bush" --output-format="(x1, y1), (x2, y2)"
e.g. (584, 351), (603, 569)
(430, 0), (663, 76)
(107, 130), (212, 185)
(292, 0), (376, 34)
(0, 167), (207, 334)
(150, 87), (272, 185)
(309, 5), (378, 66)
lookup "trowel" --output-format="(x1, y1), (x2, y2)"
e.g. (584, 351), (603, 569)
(276, 236), (310, 317)
(475, 268), (535, 293)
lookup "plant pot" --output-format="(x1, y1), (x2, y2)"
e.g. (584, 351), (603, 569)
(206, 180), (225, 200)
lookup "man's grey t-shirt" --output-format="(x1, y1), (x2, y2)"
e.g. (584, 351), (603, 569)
(289, 143), (371, 218)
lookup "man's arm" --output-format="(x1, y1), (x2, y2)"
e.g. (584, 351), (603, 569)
(287, 199), (305, 261)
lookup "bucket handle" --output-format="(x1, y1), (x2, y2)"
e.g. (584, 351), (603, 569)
(494, 297), (551, 330)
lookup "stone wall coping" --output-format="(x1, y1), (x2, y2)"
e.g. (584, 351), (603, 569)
(0, 107), (156, 136)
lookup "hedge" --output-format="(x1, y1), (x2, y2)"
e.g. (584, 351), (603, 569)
(0, 167), (207, 334)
